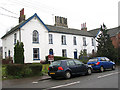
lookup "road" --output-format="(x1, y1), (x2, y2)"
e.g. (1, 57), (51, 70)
(2, 67), (120, 90)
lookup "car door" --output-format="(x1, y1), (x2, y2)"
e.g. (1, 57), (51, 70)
(105, 57), (112, 68)
(100, 58), (108, 69)
(67, 60), (77, 74)
(74, 60), (87, 74)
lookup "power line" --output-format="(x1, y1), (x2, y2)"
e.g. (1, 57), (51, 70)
(9, 0), (55, 14)
(0, 13), (18, 19)
(0, 7), (18, 15)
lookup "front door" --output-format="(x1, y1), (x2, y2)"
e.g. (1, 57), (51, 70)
(74, 51), (77, 59)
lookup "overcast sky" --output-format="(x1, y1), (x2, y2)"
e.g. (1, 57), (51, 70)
(0, 0), (119, 46)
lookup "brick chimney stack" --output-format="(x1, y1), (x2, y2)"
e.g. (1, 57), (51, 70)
(19, 8), (25, 23)
(81, 22), (87, 31)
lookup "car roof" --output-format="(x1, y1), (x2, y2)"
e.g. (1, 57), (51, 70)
(53, 59), (75, 62)
(92, 57), (107, 59)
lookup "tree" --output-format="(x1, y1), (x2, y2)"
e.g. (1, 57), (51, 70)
(97, 23), (117, 62)
(14, 41), (24, 64)
(79, 50), (88, 60)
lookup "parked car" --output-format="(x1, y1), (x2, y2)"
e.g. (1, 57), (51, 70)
(48, 59), (92, 79)
(87, 57), (115, 72)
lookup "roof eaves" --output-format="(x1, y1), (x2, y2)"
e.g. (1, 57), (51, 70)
(49, 30), (94, 37)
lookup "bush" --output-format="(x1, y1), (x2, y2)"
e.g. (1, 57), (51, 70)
(29, 64), (42, 75)
(5, 64), (42, 78)
(78, 59), (89, 64)
(6, 64), (24, 76)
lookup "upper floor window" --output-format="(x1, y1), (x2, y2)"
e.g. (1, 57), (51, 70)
(61, 35), (66, 45)
(14, 33), (17, 45)
(73, 36), (77, 45)
(83, 37), (87, 46)
(49, 34), (53, 44)
(92, 38), (94, 46)
(33, 30), (39, 43)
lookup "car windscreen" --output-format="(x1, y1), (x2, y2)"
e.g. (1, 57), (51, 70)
(88, 58), (98, 62)
(50, 61), (61, 66)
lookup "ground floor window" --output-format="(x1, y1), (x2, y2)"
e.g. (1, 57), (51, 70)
(8, 50), (10, 58)
(33, 48), (40, 60)
(62, 49), (67, 57)
(5, 52), (7, 59)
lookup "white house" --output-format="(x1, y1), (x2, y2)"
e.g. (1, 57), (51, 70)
(1, 9), (97, 63)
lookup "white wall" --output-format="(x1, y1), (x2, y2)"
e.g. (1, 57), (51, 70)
(48, 32), (96, 59)
(21, 16), (49, 63)
(2, 30), (19, 62)
(2, 16), (97, 63)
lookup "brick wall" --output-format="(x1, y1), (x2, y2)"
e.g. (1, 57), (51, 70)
(111, 33), (120, 48)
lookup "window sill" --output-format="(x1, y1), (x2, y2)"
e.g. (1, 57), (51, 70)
(33, 42), (39, 44)
(62, 44), (67, 45)
(33, 59), (40, 60)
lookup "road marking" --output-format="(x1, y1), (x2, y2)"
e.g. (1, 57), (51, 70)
(32, 81), (38, 84)
(97, 72), (119, 79)
(51, 81), (80, 89)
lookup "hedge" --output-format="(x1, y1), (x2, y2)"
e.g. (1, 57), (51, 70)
(6, 64), (42, 78)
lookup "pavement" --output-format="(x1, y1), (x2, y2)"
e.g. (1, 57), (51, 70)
(2, 74), (51, 88)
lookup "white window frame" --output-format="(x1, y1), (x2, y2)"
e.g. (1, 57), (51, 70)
(33, 30), (39, 43)
(49, 34), (53, 44)
(33, 48), (40, 60)
(62, 35), (66, 45)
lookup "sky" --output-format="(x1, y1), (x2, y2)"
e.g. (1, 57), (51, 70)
(0, 0), (119, 46)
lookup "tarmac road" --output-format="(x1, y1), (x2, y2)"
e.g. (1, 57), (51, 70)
(2, 67), (120, 90)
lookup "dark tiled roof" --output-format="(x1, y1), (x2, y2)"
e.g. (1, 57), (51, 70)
(88, 28), (100, 37)
(107, 27), (120, 37)
(1, 21), (25, 39)
(88, 26), (120, 37)
(46, 25), (94, 37)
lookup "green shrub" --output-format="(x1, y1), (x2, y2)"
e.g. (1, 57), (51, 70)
(14, 41), (24, 64)
(28, 64), (42, 75)
(5, 64), (42, 78)
(6, 64), (24, 76)
(78, 59), (89, 64)
(42, 64), (50, 74)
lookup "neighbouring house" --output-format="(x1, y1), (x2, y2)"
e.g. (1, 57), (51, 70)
(1, 8), (97, 63)
(88, 27), (120, 48)
(0, 47), (3, 60)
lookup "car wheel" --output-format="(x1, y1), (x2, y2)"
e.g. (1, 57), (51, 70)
(87, 68), (92, 75)
(65, 71), (71, 79)
(112, 65), (115, 70)
(100, 66), (104, 72)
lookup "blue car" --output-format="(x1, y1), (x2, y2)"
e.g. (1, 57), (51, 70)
(48, 59), (92, 79)
(87, 57), (115, 72)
